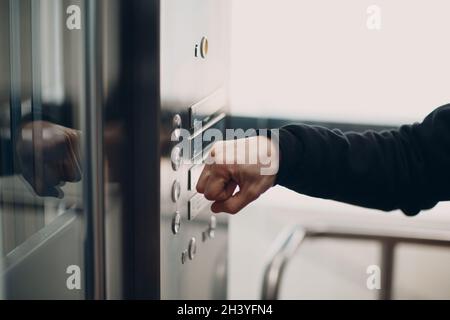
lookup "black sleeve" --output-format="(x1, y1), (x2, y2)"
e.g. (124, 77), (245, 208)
(275, 104), (450, 216)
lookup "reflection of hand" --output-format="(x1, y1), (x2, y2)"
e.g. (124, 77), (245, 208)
(16, 121), (82, 198)
(196, 136), (278, 214)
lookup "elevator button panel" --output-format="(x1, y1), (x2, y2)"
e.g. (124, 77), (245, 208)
(160, 0), (231, 297)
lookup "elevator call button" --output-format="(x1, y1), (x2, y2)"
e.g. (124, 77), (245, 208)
(171, 146), (182, 171)
(200, 37), (208, 58)
(171, 114), (182, 141)
(172, 180), (181, 203)
(188, 237), (197, 260)
(181, 250), (188, 264)
(172, 211), (181, 235)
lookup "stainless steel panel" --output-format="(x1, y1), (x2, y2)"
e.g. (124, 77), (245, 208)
(188, 163), (205, 191)
(189, 87), (227, 132)
(160, 0), (230, 299)
(189, 113), (226, 159)
(161, 0), (230, 111)
(188, 192), (212, 221)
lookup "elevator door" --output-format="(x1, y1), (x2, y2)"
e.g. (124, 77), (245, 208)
(0, 0), (110, 299)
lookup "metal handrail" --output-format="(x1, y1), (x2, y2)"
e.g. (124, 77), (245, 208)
(261, 224), (450, 300)
(261, 226), (307, 300)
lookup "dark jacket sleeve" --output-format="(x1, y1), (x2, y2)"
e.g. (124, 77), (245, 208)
(275, 104), (450, 216)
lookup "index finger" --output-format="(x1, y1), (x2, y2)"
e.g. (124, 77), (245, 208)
(196, 164), (211, 193)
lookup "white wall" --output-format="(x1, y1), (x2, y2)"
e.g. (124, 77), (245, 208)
(230, 0), (450, 125)
(228, 0), (450, 299)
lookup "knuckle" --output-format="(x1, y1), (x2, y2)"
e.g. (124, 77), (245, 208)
(225, 202), (240, 214)
(204, 192), (216, 201)
(246, 189), (260, 201)
(228, 164), (238, 176)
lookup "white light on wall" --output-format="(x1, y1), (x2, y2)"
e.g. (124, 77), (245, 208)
(230, 0), (450, 125)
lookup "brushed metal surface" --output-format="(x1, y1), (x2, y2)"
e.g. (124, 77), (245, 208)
(160, 0), (231, 299)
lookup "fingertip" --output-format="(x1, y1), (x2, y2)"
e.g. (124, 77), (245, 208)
(196, 178), (207, 193)
(204, 192), (216, 201)
(211, 202), (222, 214)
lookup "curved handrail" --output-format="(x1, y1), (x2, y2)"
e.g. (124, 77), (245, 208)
(261, 223), (450, 300)
(261, 225), (306, 300)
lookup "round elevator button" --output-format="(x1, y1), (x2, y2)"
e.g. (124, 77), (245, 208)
(171, 180), (181, 203)
(171, 129), (181, 141)
(171, 146), (182, 171)
(209, 215), (217, 230)
(188, 237), (197, 260)
(181, 250), (188, 264)
(172, 114), (182, 129)
(172, 211), (181, 235)
(200, 37), (208, 58)
(171, 114), (182, 141)
(208, 216), (217, 239)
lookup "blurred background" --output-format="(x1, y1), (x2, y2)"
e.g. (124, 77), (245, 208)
(228, 0), (450, 299)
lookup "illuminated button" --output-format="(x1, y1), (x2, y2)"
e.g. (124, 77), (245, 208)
(171, 211), (181, 234)
(171, 180), (181, 203)
(200, 37), (208, 58)
(188, 237), (197, 260)
(171, 146), (182, 171)
(208, 216), (217, 239)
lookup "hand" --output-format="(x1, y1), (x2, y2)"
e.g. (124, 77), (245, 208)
(16, 121), (82, 198)
(196, 136), (279, 214)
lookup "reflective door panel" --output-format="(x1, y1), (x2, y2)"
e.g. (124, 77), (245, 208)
(0, 0), (89, 299)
